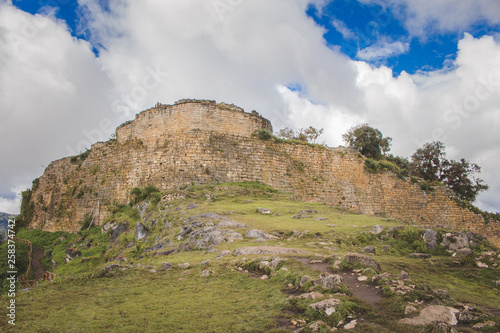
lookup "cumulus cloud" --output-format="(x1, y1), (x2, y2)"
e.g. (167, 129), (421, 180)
(352, 34), (500, 212)
(0, 2), (113, 213)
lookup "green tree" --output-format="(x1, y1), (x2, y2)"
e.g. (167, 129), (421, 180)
(277, 126), (324, 143)
(441, 158), (489, 202)
(409, 141), (446, 181)
(410, 141), (489, 203)
(342, 124), (392, 159)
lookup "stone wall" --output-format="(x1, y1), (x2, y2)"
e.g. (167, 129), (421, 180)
(116, 99), (272, 146)
(27, 100), (500, 247)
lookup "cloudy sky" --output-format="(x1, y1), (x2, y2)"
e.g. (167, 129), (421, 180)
(1, 0), (499, 214)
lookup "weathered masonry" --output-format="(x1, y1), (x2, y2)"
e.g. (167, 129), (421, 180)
(27, 99), (500, 247)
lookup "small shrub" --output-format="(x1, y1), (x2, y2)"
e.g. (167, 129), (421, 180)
(256, 129), (273, 141)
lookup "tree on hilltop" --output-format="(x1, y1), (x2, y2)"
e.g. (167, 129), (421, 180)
(277, 126), (324, 143)
(410, 141), (489, 202)
(342, 124), (392, 159)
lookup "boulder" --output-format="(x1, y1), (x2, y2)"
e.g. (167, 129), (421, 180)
(109, 222), (128, 243)
(364, 246), (376, 254)
(405, 305), (418, 315)
(161, 262), (173, 270)
(101, 222), (116, 233)
(246, 229), (278, 240)
(217, 220), (249, 229)
(424, 229), (438, 251)
(399, 270), (409, 280)
(135, 222), (149, 241)
(441, 233), (469, 251)
(300, 275), (312, 287)
(188, 227), (243, 249)
(309, 299), (341, 316)
(321, 274), (344, 290)
(257, 207), (272, 214)
(200, 270), (210, 277)
(344, 320), (357, 330)
(372, 225), (384, 235)
(344, 253), (381, 272)
(456, 248), (473, 256)
(144, 240), (173, 254)
(178, 262), (191, 269)
(216, 250), (232, 259)
(399, 305), (460, 326)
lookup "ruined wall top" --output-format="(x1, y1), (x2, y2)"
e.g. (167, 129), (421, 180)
(116, 99), (273, 145)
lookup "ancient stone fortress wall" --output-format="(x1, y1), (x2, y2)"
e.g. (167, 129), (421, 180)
(27, 100), (500, 247)
(115, 99), (273, 146)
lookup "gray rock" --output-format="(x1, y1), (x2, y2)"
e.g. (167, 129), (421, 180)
(496, 281), (500, 287)
(364, 246), (376, 254)
(245, 229), (278, 240)
(441, 233), (469, 251)
(144, 239), (173, 254)
(321, 274), (344, 290)
(257, 207), (272, 214)
(399, 305), (459, 326)
(178, 262), (191, 269)
(216, 250), (232, 259)
(101, 222), (116, 233)
(109, 222), (128, 243)
(424, 229), (438, 242)
(186, 204), (198, 210)
(161, 262), (173, 270)
(300, 275), (312, 287)
(217, 220), (250, 229)
(372, 225), (384, 235)
(344, 253), (381, 272)
(309, 299), (341, 316)
(200, 270), (210, 277)
(200, 259), (211, 266)
(188, 227), (243, 249)
(398, 270), (409, 280)
(456, 248), (473, 256)
(405, 305), (418, 315)
(269, 257), (286, 270)
(135, 222), (149, 241)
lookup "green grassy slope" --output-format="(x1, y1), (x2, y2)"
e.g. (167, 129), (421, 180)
(1, 183), (498, 332)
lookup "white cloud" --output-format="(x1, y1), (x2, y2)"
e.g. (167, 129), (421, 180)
(331, 18), (356, 40)
(359, 0), (500, 38)
(0, 2), (114, 213)
(352, 34), (500, 211)
(357, 40), (409, 61)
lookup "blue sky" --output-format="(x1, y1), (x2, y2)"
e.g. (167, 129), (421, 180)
(1, 0), (500, 214)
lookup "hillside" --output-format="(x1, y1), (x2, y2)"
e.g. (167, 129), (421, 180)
(2, 183), (499, 332)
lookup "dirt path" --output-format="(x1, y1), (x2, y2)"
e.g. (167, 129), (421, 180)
(31, 245), (45, 278)
(294, 257), (383, 310)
